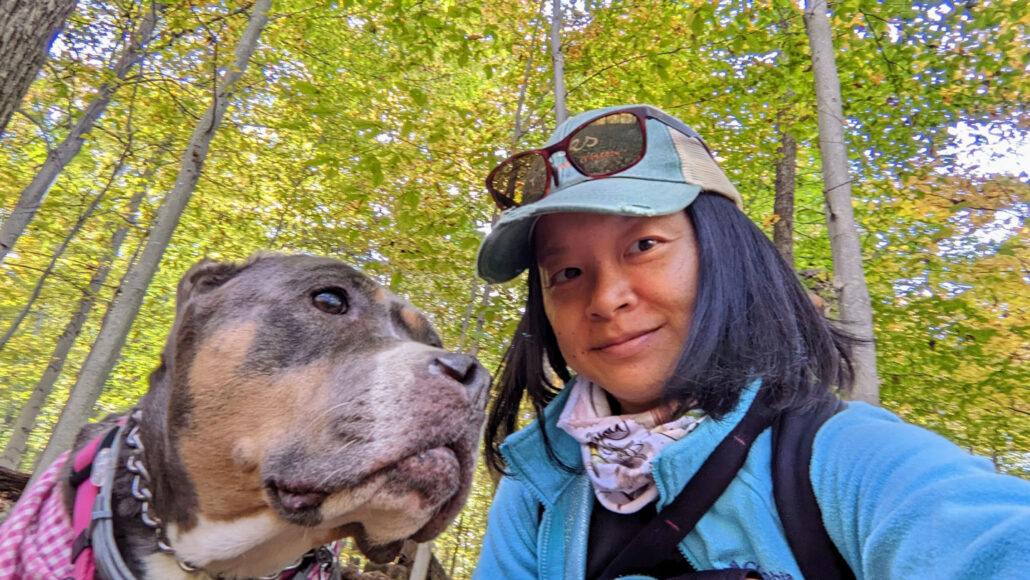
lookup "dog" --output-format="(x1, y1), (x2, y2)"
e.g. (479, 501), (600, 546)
(0, 253), (489, 579)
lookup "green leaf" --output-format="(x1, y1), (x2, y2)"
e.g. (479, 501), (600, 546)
(409, 87), (429, 106)
(366, 157), (384, 187)
(401, 190), (420, 209)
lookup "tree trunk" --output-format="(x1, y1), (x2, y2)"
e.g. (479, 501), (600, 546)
(0, 149), (129, 352)
(458, 281), (478, 350)
(549, 0), (568, 125)
(470, 284), (492, 357)
(773, 125), (796, 265)
(409, 542), (432, 580)
(803, 0), (879, 404)
(0, 0), (78, 136)
(399, 540), (450, 580)
(0, 4), (160, 263)
(31, 0), (272, 478)
(0, 152), (154, 471)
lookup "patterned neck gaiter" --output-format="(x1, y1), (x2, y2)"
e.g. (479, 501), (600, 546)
(556, 377), (706, 514)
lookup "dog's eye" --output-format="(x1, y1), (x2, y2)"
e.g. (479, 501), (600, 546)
(312, 289), (348, 314)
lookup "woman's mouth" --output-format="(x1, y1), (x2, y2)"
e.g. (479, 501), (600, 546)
(593, 327), (660, 357)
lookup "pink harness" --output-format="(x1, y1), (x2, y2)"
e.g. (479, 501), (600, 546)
(0, 452), (76, 580)
(0, 424), (340, 580)
(0, 420), (120, 580)
(68, 420), (127, 579)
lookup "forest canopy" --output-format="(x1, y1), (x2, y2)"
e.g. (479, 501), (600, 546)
(0, 1), (1027, 576)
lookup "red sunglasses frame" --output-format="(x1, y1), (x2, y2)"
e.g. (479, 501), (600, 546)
(486, 106), (709, 210)
(486, 108), (651, 210)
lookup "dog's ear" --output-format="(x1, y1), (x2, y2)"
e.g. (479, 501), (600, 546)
(176, 259), (244, 307)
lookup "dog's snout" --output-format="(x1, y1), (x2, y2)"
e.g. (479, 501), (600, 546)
(431, 353), (486, 399)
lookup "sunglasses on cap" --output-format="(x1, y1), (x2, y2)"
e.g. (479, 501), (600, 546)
(485, 106), (712, 210)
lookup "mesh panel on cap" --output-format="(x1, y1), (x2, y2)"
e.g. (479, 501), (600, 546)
(670, 132), (743, 209)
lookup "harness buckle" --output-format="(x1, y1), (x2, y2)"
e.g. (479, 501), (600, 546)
(71, 528), (92, 561)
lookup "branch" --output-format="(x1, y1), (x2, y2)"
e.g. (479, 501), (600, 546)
(566, 47), (686, 97)
(859, 10), (903, 93)
(986, 396), (1030, 417)
(15, 109), (53, 149)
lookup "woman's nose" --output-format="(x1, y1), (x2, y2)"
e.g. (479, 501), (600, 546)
(586, 266), (634, 320)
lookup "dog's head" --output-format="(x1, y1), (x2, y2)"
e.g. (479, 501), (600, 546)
(137, 253), (488, 576)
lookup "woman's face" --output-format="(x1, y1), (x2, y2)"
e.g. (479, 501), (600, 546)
(534, 211), (699, 414)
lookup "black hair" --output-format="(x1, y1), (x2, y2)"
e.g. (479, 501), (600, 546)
(483, 193), (856, 476)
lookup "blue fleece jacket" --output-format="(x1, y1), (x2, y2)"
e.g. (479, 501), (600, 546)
(474, 383), (1030, 579)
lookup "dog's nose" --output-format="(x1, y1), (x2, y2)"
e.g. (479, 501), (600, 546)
(431, 353), (486, 399)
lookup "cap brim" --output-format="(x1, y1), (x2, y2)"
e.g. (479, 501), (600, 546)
(477, 177), (702, 283)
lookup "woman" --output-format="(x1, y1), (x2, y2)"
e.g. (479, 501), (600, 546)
(473, 105), (1030, 579)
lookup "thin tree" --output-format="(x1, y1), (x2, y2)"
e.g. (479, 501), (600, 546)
(0, 148), (131, 352)
(32, 0), (272, 476)
(803, 0), (880, 404)
(409, 541), (432, 580)
(773, 123), (797, 265)
(459, 0), (546, 361)
(0, 3), (160, 263)
(0, 146), (163, 470)
(0, 0), (78, 136)
(549, 0), (569, 125)
(772, 13), (799, 266)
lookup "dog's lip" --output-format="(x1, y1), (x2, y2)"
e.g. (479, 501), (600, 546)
(264, 435), (473, 533)
(366, 442), (462, 489)
(406, 439), (474, 540)
(393, 445), (459, 478)
(266, 479), (330, 513)
(364, 439), (463, 480)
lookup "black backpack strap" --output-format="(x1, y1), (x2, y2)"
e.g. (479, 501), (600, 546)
(666, 571), (761, 580)
(771, 392), (856, 580)
(598, 396), (775, 580)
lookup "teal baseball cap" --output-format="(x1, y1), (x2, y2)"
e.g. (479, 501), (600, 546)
(476, 105), (742, 284)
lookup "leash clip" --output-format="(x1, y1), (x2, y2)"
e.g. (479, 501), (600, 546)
(89, 448), (113, 487)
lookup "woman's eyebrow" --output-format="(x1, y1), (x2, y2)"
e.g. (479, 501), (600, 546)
(535, 243), (569, 265)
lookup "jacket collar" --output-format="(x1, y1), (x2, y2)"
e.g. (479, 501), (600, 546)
(499, 383), (582, 506)
(651, 380), (760, 509)
(500, 378), (763, 507)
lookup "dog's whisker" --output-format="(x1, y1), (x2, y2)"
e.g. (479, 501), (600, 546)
(319, 463), (353, 489)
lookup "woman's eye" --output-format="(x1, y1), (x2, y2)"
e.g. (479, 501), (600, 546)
(552, 267), (581, 284)
(312, 288), (348, 314)
(629, 238), (659, 254)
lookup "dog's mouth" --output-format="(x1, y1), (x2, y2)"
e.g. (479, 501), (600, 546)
(266, 480), (331, 519)
(264, 442), (466, 529)
(384, 445), (462, 506)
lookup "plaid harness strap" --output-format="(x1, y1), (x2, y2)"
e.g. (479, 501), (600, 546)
(0, 452), (77, 580)
(0, 431), (341, 580)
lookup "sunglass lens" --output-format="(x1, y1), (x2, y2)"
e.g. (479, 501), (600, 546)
(489, 153), (548, 207)
(567, 112), (643, 176)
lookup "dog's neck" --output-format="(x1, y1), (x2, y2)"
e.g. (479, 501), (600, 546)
(120, 395), (333, 579)
(72, 410), (180, 580)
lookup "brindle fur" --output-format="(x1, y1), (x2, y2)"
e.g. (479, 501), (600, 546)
(59, 253), (488, 579)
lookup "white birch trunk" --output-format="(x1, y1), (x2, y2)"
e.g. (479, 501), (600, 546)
(32, 0), (271, 477)
(803, 0), (880, 404)
(0, 5), (159, 263)
(409, 542), (432, 580)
